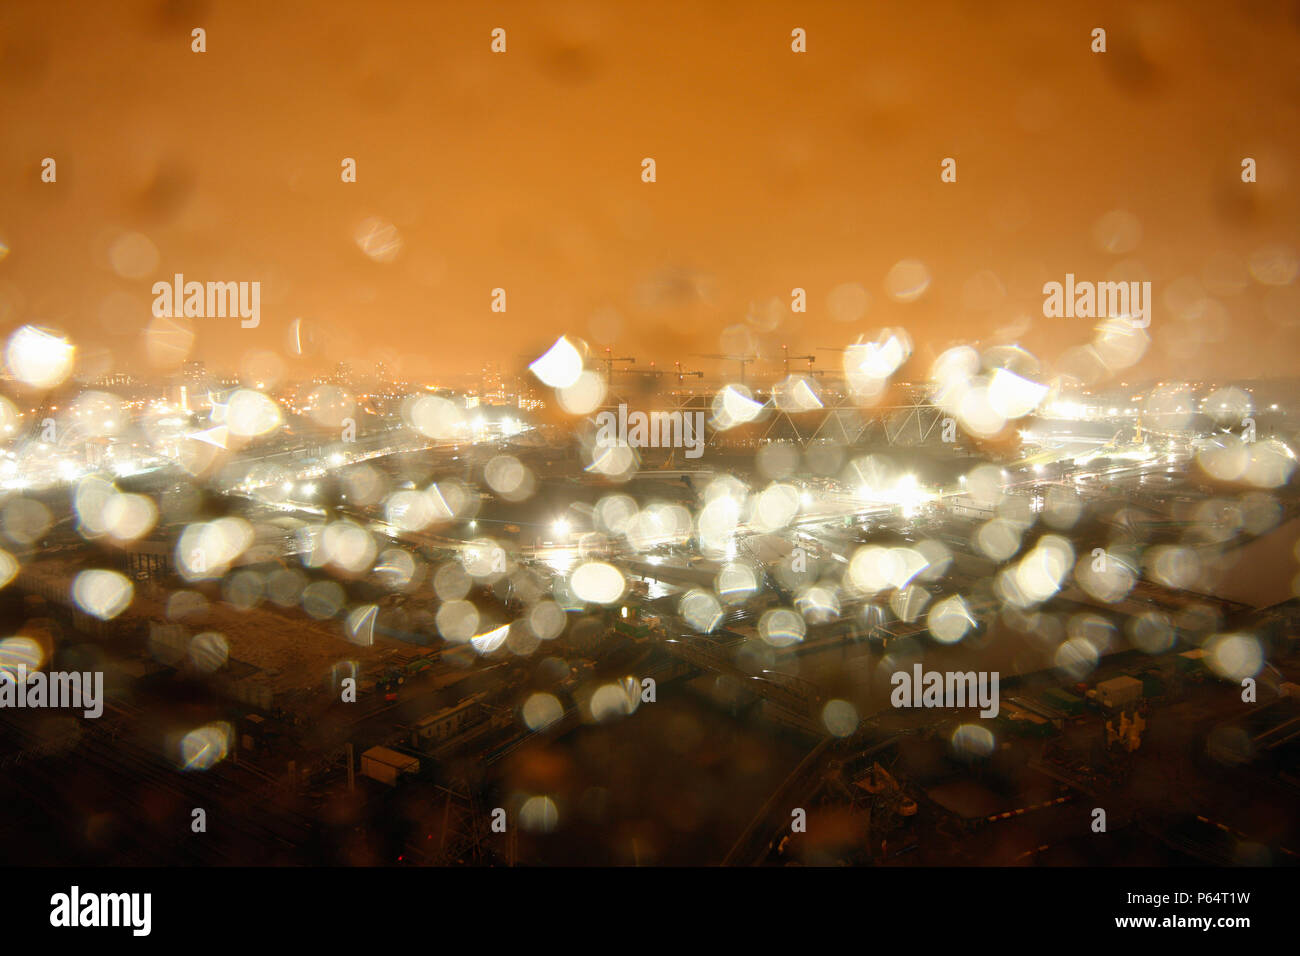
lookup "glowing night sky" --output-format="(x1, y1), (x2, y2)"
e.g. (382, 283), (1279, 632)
(1, 0), (1298, 384)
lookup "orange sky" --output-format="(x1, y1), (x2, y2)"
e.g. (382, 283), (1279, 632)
(1, 0), (1298, 386)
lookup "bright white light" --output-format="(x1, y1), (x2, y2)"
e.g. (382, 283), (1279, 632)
(570, 561), (625, 604)
(712, 384), (764, 429)
(470, 624), (510, 655)
(72, 569), (134, 620)
(928, 594), (974, 644)
(223, 389), (282, 437)
(6, 326), (75, 389)
(529, 336), (584, 388)
(988, 368), (1048, 419)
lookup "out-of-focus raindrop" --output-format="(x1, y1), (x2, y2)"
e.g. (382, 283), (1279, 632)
(518, 795), (559, 833)
(885, 259), (931, 302)
(72, 569), (133, 620)
(758, 607), (805, 647)
(470, 623), (510, 655)
(461, 538), (508, 580)
(827, 282), (871, 323)
(223, 569), (264, 611)
(711, 384), (764, 429)
(0, 636), (44, 680)
(523, 693), (564, 731)
(0, 550), (18, 589)
(301, 580), (346, 620)
(1241, 439), (1296, 489)
(305, 385), (355, 428)
(590, 681), (638, 721)
(1129, 610), (1175, 654)
(355, 217), (402, 263)
(1197, 433), (1250, 482)
(103, 493), (157, 542)
(625, 503), (691, 551)
(752, 483), (799, 531)
(1075, 550), (1136, 604)
(178, 723), (231, 771)
(406, 395), (465, 439)
(772, 375), (823, 413)
(6, 325), (74, 389)
(189, 631), (229, 673)
(1054, 636), (1100, 680)
(484, 455), (535, 502)
(987, 368), (1048, 419)
(374, 548), (416, 589)
(108, 231), (159, 279)
(1203, 386), (1253, 427)
(951, 723), (995, 760)
(679, 588), (723, 633)
(265, 567), (305, 606)
(1042, 486), (1083, 530)
(222, 389), (282, 438)
(437, 600), (480, 642)
(557, 369), (607, 414)
(976, 518), (1022, 562)
(384, 489), (434, 533)
(928, 594), (974, 644)
(68, 391), (125, 439)
(1249, 244), (1297, 286)
(716, 562), (759, 605)
(594, 494), (638, 536)
(570, 561), (625, 604)
(843, 329), (912, 403)
(527, 600), (566, 640)
(1146, 545), (1201, 591)
(4, 497), (52, 545)
(822, 699), (859, 737)
(1206, 725), (1254, 767)
(798, 582), (843, 623)
(1206, 633), (1262, 683)
(177, 517), (253, 580)
(586, 442), (638, 480)
(530, 336), (584, 389)
(1091, 209), (1141, 254)
(319, 520), (375, 573)
(1092, 318), (1148, 369)
(345, 604), (378, 646)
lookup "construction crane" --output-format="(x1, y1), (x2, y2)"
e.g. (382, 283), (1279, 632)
(602, 347), (636, 378)
(673, 361), (704, 384)
(814, 346), (858, 383)
(695, 353), (754, 385)
(638, 361), (663, 381)
(781, 345), (819, 377)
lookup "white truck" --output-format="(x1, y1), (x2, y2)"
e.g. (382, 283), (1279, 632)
(1094, 675), (1142, 710)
